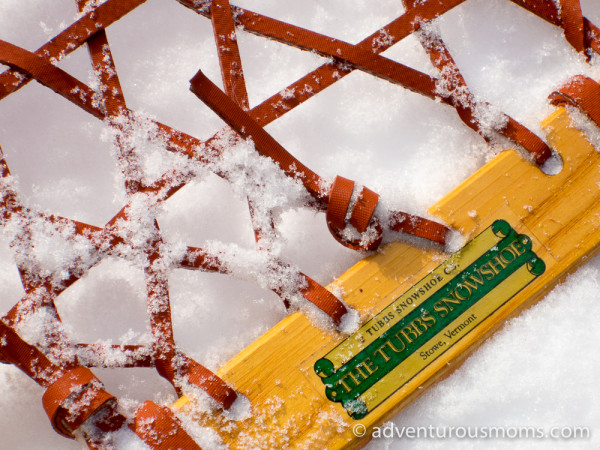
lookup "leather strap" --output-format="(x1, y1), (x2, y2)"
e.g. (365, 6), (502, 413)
(0, 40), (107, 119)
(190, 69), (326, 202)
(560, 0), (587, 54)
(510, 1), (587, 52)
(191, 70), (450, 252)
(404, 0), (551, 165)
(210, 0), (280, 245)
(327, 176), (355, 231)
(0, 320), (62, 386)
(144, 238), (238, 408)
(389, 211), (449, 245)
(179, 0), (466, 126)
(0, 0), (148, 101)
(178, 246), (350, 326)
(350, 187), (379, 234)
(181, 355), (238, 410)
(183, 0), (551, 165)
(300, 275), (348, 326)
(549, 75), (600, 127)
(211, 0), (249, 110)
(131, 401), (202, 449)
(0, 40), (237, 416)
(42, 367), (116, 439)
(326, 176), (383, 251)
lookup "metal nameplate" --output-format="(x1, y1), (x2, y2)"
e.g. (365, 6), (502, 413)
(314, 220), (545, 419)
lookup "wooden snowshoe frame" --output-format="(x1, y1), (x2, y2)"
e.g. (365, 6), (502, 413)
(173, 105), (600, 448)
(1, 0), (600, 447)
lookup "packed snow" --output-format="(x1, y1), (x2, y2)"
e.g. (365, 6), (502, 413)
(0, 0), (599, 448)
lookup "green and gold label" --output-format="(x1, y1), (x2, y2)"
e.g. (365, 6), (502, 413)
(314, 220), (545, 419)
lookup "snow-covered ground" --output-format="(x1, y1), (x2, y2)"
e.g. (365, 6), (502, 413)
(0, 0), (599, 448)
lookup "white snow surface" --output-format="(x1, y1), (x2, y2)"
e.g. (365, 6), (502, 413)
(0, 0), (599, 448)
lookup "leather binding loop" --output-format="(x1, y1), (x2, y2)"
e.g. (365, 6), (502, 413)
(183, 357), (238, 410)
(350, 186), (381, 233)
(131, 401), (202, 450)
(389, 211), (450, 246)
(190, 69), (449, 253)
(300, 275), (348, 326)
(326, 176), (383, 251)
(326, 176), (354, 231)
(42, 367), (116, 439)
(549, 75), (600, 128)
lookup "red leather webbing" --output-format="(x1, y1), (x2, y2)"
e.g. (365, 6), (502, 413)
(501, 117), (552, 165)
(404, 0), (551, 164)
(0, 322), (125, 441)
(510, 0), (592, 57)
(144, 259), (177, 385)
(210, 0), (279, 245)
(182, 0), (551, 164)
(178, 246), (350, 326)
(584, 19), (600, 55)
(327, 176), (355, 231)
(0, 202), (235, 411)
(2, 1), (600, 447)
(211, 0), (250, 111)
(143, 235), (238, 407)
(190, 70), (450, 252)
(42, 367), (118, 438)
(0, 0), (148, 101)
(0, 40), (215, 173)
(549, 75), (600, 127)
(0, 15), (237, 433)
(325, 176), (383, 251)
(76, 0), (127, 113)
(560, 0), (587, 54)
(242, 0), (466, 127)
(178, 0), (466, 127)
(389, 211), (450, 245)
(0, 320), (62, 386)
(182, 356), (238, 409)
(509, 0), (561, 25)
(0, 2), (564, 171)
(190, 69), (326, 202)
(231, 11), (439, 98)
(350, 187), (379, 234)
(189, 68), (351, 325)
(5, 128), (236, 411)
(2, 288), (71, 370)
(0, 29), (448, 255)
(300, 275), (348, 326)
(0, 40), (108, 120)
(132, 401), (201, 449)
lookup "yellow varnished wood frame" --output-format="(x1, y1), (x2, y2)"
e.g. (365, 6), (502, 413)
(173, 106), (600, 448)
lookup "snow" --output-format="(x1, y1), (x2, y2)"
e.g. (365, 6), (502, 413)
(0, 0), (599, 448)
